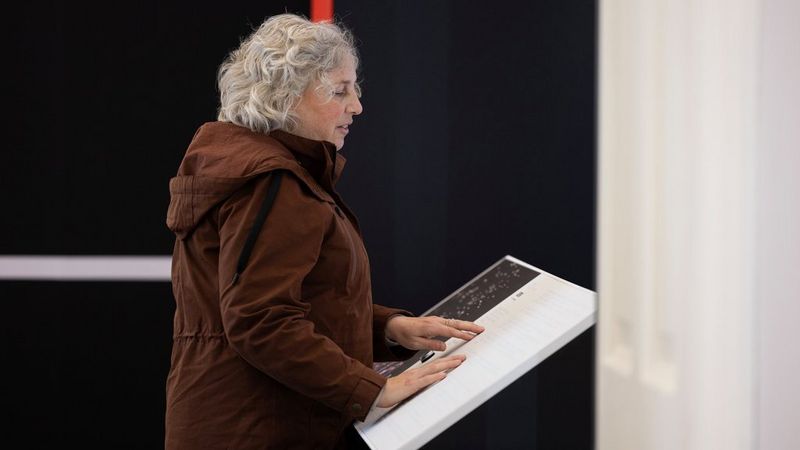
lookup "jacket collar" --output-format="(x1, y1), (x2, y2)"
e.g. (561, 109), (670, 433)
(269, 130), (347, 192)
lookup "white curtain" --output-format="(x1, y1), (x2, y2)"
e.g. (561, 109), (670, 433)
(597, 0), (800, 448)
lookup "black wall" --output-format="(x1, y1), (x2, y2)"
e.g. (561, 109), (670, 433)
(2, 1), (595, 448)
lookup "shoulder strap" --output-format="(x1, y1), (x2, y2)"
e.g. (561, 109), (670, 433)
(231, 170), (284, 285)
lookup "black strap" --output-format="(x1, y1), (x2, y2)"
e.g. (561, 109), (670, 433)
(232, 171), (284, 285)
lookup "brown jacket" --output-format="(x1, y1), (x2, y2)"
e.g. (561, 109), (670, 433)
(165, 122), (414, 449)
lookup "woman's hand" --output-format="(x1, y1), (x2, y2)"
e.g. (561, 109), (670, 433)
(376, 354), (467, 408)
(385, 316), (485, 352)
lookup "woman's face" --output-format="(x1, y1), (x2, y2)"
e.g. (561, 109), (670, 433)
(292, 55), (363, 150)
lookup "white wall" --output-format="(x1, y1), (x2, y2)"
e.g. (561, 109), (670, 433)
(597, 0), (800, 448)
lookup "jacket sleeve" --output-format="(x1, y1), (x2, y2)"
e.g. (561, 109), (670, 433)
(372, 304), (418, 362)
(217, 173), (384, 421)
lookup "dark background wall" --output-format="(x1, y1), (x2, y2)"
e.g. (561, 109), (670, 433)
(1, 1), (595, 448)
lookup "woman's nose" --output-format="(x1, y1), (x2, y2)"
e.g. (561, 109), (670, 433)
(348, 96), (363, 115)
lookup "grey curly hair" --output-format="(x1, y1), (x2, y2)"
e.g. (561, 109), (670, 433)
(216, 14), (360, 134)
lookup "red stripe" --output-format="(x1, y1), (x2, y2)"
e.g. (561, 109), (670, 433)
(310, 0), (334, 22)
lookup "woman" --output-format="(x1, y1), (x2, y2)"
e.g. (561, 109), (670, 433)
(165, 13), (484, 450)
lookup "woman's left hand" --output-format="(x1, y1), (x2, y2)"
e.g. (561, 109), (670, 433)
(384, 316), (485, 351)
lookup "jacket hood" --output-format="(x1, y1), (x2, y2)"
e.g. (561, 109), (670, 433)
(166, 121), (344, 239)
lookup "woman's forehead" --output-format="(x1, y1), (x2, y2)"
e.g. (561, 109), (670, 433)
(328, 62), (357, 82)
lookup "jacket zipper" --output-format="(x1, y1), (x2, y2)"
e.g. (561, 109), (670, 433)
(335, 205), (359, 289)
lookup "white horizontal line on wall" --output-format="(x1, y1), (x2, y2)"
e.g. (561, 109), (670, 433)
(0, 255), (171, 281)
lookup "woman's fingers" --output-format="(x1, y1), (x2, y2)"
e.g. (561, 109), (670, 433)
(417, 370), (448, 386)
(391, 316), (485, 351)
(449, 318), (485, 334)
(415, 338), (447, 351)
(447, 327), (480, 341)
(409, 355), (465, 387)
(377, 355), (467, 407)
(437, 317), (485, 340)
(423, 354), (466, 373)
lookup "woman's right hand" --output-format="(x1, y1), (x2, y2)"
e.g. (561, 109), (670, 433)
(376, 354), (467, 408)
